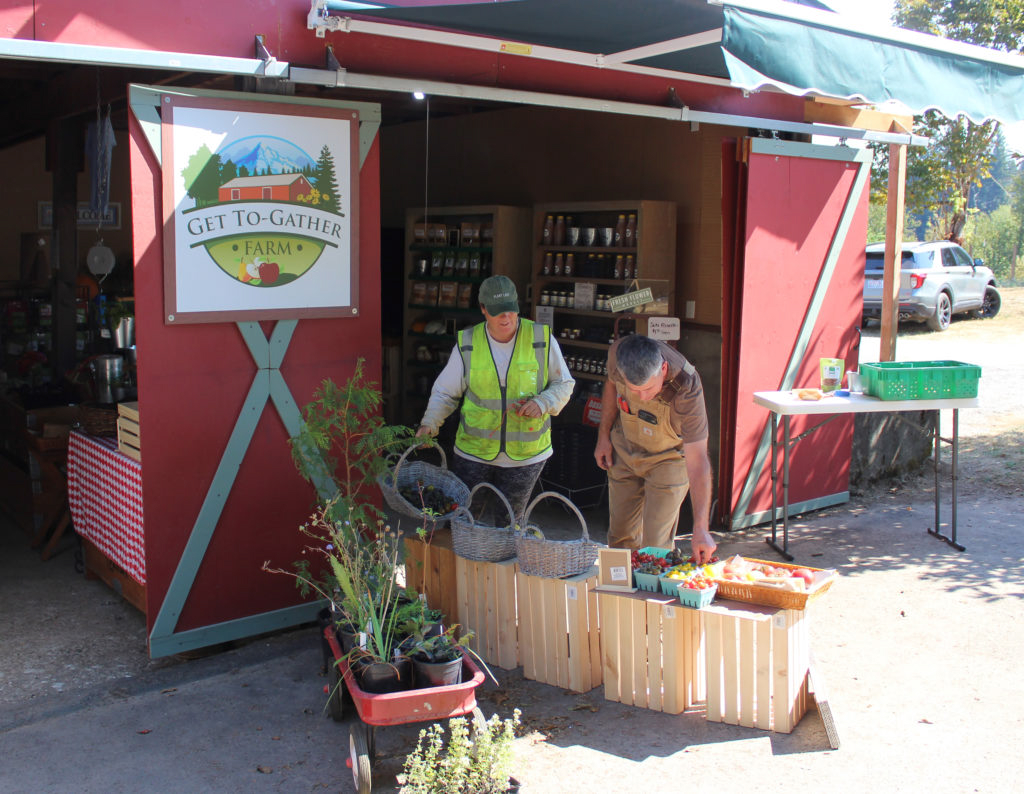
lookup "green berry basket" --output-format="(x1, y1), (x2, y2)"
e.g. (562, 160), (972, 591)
(633, 571), (663, 592)
(659, 566), (697, 596)
(675, 582), (717, 609)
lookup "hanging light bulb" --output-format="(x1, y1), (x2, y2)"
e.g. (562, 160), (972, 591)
(86, 238), (116, 280)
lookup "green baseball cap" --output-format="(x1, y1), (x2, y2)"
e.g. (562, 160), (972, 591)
(479, 275), (519, 315)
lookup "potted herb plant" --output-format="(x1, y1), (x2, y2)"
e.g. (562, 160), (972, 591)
(398, 709), (522, 793)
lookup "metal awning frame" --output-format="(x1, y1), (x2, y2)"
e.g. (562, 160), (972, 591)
(0, 34), (928, 146)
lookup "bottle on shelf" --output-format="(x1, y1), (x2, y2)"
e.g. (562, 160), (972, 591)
(543, 252), (553, 275)
(542, 214), (554, 246)
(554, 215), (566, 247)
(623, 255), (634, 280)
(553, 253), (564, 276)
(613, 254), (624, 279)
(614, 214), (626, 246)
(625, 213), (637, 247)
(564, 253), (574, 276)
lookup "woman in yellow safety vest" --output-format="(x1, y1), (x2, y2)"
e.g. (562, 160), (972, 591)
(416, 275), (575, 524)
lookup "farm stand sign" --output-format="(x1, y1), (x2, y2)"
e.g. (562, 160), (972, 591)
(161, 95), (359, 324)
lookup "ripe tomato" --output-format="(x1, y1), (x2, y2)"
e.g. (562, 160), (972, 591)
(791, 567), (814, 586)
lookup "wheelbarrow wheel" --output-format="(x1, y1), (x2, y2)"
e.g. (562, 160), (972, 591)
(326, 660), (346, 723)
(349, 725), (372, 794)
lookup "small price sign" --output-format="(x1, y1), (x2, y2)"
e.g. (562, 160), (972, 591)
(647, 316), (680, 340)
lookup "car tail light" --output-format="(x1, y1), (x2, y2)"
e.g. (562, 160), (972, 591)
(910, 273), (927, 289)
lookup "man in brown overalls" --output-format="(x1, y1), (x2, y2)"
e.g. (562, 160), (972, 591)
(594, 334), (716, 562)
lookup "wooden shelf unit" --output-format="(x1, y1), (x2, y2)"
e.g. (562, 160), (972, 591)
(531, 200), (676, 388)
(401, 205), (532, 426)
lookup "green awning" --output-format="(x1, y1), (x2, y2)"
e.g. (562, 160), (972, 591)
(322, 0), (1024, 125)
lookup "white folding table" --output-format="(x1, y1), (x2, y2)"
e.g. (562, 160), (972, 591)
(753, 390), (979, 559)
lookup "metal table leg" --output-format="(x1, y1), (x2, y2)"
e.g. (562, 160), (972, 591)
(928, 408), (965, 551)
(766, 414), (795, 561)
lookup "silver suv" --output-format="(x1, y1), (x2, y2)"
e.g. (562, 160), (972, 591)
(862, 241), (1001, 331)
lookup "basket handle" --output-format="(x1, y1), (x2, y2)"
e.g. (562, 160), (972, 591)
(393, 441), (448, 481)
(522, 491), (589, 542)
(466, 482), (517, 529)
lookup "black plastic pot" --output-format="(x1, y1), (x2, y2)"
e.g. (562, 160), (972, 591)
(336, 623), (360, 655)
(353, 656), (414, 694)
(412, 654), (463, 687)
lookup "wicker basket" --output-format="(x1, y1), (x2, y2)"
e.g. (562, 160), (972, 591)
(514, 491), (602, 579)
(79, 403), (118, 437)
(377, 443), (470, 530)
(711, 558), (836, 610)
(450, 482), (517, 562)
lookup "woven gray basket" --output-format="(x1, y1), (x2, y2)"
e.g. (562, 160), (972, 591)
(377, 443), (470, 529)
(514, 491), (602, 579)
(450, 482), (517, 563)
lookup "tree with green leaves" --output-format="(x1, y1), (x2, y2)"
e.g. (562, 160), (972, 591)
(180, 144), (224, 208)
(312, 144), (342, 214)
(871, 0), (1024, 242)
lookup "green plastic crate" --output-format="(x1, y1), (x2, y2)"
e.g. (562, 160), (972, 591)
(860, 360), (981, 401)
(676, 583), (717, 609)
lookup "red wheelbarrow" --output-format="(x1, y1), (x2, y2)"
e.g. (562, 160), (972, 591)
(322, 626), (487, 794)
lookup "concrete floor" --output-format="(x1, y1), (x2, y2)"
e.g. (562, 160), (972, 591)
(3, 476), (1024, 793)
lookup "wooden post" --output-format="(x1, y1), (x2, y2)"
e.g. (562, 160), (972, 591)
(881, 131), (908, 363)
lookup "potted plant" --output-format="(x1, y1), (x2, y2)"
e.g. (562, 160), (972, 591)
(403, 624), (476, 688)
(398, 709), (522, 794)
(264, 359), (425, 692)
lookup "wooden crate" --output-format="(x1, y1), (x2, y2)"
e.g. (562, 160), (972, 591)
(598, 590), (705, 713)
(515, 566), (601, 693)
(454, 556), (518, 669)
(116, 401), (140, 462)
(703, 600), (811, 733)
(403, 529), (459, 626)
(82, 537), (147, 615)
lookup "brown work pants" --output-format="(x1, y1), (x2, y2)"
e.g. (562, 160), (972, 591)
(606, 429), (689, 551)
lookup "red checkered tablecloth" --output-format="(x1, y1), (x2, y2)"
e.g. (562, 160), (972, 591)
(67, 430), (145, 584)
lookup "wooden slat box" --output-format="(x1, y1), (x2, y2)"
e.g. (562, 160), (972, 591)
(598, 589), (706, 713)
(116, 401), (140, 462)
(455, 556), (519, 670)
(403, 529), (459, 627)
(703, 600), (811, 733)
(516, 566), (601, 693)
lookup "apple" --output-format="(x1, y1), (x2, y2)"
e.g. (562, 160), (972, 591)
(258, 261), (280, 284)
(791, 567), (814, 587)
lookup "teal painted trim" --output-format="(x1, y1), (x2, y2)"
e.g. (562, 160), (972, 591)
(268, 319), (297, 370)
(149, 600), (325, 659)
(359, 120), (379, 169)
(749, 137), (872, 164)
(271, 369), (338, 503)
(238, 321), (271, 368)
(732, 148), (870, 524)
(127, 85), (163, 166)
(730, 492), (849, 531)
(149, 369), (270, 640)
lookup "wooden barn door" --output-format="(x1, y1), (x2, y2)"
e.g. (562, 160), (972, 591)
(129, 87), (382, 657)
(722, 138), (869, 529)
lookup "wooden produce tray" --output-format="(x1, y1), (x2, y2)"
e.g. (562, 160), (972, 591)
(117, 401), (140, 461)
(710, 558), (835, 610)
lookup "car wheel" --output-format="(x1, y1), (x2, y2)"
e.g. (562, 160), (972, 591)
(974, 285), (1001, 319)
(927, 292), (952, 332)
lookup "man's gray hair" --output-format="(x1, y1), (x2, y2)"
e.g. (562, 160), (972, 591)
(617, 335), (664, 386)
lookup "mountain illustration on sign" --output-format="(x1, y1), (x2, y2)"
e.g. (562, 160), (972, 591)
(181, 135), (345, 288)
